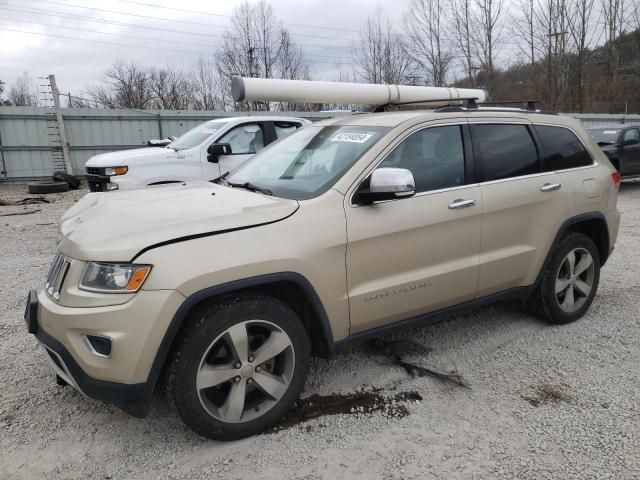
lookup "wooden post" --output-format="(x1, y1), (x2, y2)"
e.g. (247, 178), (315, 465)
(49, 74), (73, 175)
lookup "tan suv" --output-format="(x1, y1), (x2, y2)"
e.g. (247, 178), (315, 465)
(25, 107), (620, 440)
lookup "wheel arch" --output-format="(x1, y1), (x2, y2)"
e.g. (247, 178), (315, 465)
(147, 272), (334, 393)
(535, 212), (611, 290)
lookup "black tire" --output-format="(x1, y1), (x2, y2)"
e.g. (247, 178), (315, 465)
(168, 295), (310, 440)
(52, 171), (81, 190)
(27, 181), (69, 194)
(527, 232), (600, 324)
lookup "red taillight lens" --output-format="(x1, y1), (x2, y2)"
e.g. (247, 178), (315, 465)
(612, 171), (621, 188)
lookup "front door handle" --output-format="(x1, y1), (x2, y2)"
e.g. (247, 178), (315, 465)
(540, 182), (562, 192)
(448, 199), (476, 209)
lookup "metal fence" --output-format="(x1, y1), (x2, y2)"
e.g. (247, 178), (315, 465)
(1, 106), (639, 180)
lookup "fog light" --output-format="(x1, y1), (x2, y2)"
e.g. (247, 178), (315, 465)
(106, 182), (119, 191)
(83, 335), (112, 358)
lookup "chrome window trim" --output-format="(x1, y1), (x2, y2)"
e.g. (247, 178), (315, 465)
(349, 121), (469, 207)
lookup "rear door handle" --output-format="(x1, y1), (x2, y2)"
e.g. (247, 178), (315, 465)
(448, 199), (476, 209)
(540, 182), (561, 192)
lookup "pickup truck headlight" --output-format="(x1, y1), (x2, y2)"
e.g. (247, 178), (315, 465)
(104, 166), (128, 176)
(79, 262), (151, 293)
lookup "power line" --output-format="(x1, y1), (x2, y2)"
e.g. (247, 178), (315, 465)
(0, 4), (354, 52)
(0, 27), (348, 65)
(112, 0), (369, 35)
(24, 0), (356, 42)
(0, 15), (349, 60)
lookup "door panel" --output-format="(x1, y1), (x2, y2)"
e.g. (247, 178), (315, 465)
(621, 128), (640, 175)
(477, 172), (570, 296)
(345, 186), (483, 333)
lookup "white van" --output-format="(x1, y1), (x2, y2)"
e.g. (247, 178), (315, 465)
(85, 116), (309, 191)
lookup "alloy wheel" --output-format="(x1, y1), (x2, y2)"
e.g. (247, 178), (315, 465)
(555, 247), (595, 313)
(195, 320), (295, 424)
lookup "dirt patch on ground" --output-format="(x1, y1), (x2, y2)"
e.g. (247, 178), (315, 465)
(521, 384), (574, 407)
(272, 390), (420, 431)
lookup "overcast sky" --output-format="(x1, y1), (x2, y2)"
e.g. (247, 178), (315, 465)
(0, 0), (408, 100)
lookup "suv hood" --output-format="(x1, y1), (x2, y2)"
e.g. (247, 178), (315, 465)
(58, 182), (299, 261)
(86, 147), (171, 167)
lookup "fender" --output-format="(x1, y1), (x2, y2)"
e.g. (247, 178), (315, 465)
(532, 211), (610, 289)
(144, 272), (335, 392)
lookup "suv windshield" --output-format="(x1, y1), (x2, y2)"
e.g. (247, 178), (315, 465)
(224, 125), (390, 200)
(587, 128), (620, 145)
(168, 120), (230, 151)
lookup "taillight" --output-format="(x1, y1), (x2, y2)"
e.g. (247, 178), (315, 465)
(612, 171), (621, 188)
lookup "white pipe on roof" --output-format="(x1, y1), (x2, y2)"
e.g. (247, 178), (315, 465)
(232, 77), (488, 106)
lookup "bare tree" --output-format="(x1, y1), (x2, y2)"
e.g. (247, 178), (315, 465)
(149, 67), (194, 110)
(352, 11), (415, 84)
(190, 58), (225, 110)
(86, 60), (153, 109)
(451, 0), (478, 84)
(473, 0), (506, 92)
(600, 0), (628, 109)
(8, 72), (40, 106)
(567, 0), (597, 110)
(216, 0), (308, 111)
(404, 0), (454, 86)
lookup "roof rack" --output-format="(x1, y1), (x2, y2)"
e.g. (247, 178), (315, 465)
(434, 99), (558, 115)
(370, 96), (480, 113)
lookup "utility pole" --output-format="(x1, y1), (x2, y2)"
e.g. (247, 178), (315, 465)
(248, 47), (256, 111)
(49, 74), (73, 175)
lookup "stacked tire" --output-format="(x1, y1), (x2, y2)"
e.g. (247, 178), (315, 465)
(27, 171), (80, 194)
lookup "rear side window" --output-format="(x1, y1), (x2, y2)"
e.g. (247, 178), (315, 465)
(473, 124), (539, 182)
(536, 125), (593, 170)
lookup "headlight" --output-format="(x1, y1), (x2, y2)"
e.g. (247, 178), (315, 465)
(105, 166), (128, 176)
(79, 262), (151, 293)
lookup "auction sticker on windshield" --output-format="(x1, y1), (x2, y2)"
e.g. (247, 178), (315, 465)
(331, 132), (374, 143)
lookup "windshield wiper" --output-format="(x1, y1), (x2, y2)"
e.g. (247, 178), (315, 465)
(226, 181), (273, 196)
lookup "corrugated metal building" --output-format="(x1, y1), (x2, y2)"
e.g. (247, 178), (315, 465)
(1, 106), (638, 179)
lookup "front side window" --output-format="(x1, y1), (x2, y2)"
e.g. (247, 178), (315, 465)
(218, 123), (265, 154)
(473, 124), (539, 182)
(225, 125), (390, 200)
(623, 128), (640, 143)
(379, 125), (465, 192)
(536, 125), (593, 170)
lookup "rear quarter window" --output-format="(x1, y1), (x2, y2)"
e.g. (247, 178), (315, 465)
(535, 125), (593, 170)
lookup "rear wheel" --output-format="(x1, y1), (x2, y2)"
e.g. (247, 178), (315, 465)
(168, 295), (310, 440)
(528, 233), (600, 324)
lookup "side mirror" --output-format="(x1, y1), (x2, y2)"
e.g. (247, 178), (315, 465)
(355, 168), (416, 204)
(207, 143), (232, 163)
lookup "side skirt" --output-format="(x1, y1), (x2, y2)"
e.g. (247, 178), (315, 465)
(334, 286), (531, 351)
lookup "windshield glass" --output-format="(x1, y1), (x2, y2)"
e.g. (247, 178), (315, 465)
(225, 125), (390, 200)
(587, 128), (620, 144)
(168, 120), (229, 150)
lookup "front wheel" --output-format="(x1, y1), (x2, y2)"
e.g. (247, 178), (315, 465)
(528, 232), (601, 324)
(168, 296), (310, 440)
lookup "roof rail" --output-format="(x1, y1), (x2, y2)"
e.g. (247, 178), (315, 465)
(370, 96), (480, 112)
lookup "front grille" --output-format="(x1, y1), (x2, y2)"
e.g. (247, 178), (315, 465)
(86, 166), (104, 175)
(45, 253), (71, 300)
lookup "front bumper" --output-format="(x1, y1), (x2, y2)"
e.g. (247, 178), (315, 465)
(25, 287), (185, 417)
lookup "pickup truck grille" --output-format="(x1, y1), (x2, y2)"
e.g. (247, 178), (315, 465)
(86, 167), (104, 175)
(45, 253), (70, 300)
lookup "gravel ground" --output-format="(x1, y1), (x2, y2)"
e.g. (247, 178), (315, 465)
(1, 181), (639, 480)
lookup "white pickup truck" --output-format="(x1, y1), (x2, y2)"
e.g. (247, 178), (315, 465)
(84, 116), (309, 191)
